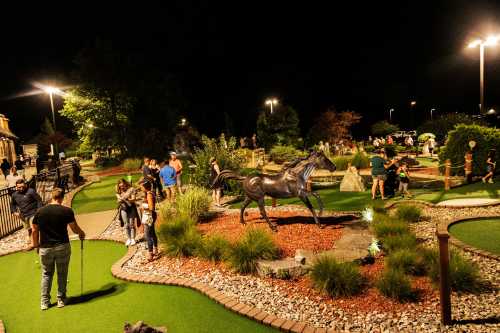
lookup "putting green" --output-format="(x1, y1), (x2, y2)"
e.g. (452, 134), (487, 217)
(449, 218), (500, 255)
(0, 241), (277, 333)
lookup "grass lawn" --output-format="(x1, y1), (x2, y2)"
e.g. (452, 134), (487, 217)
(72, 174), (142, 214)
(0, 241), (277, 333)
(449, 218), (500, 255)
(412, 178), (500, 203)
(415, 157), (439, 168)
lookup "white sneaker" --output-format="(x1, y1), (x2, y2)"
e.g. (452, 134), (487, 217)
(125, 239), (131, 246)
(489, 179), (494, 184)
(130, 239), (136, 246)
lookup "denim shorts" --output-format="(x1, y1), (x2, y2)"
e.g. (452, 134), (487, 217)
(372, 174), (387, 181)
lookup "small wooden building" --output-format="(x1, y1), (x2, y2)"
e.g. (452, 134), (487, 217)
(0, 114), (17, 165)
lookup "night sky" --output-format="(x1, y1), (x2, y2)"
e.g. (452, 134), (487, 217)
(1, 1), (499, 143)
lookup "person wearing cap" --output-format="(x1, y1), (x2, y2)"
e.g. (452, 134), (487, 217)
(169, 152), (183, 193)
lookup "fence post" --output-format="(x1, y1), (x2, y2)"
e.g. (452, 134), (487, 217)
(271, 198), (277, 208)
(464, 152), (473, 183)
(436, 229), (452, 325)
(444, 159), (451, 191)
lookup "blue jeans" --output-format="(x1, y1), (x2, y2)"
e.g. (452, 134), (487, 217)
(143, 214), (158, 252)
(39, 243), (71, 305)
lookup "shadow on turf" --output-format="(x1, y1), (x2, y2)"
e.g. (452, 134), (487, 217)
(453, 316), (500, 325)
(65, 283), (126, 305)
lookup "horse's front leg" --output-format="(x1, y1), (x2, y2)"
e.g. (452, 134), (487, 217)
(240, 196), (252, 225)
(309, 191), (324, 217)
(298, 192), (323, 228)
(257, 198), (277, 232)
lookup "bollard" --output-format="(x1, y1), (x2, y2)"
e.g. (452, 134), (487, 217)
(444, 159), (451, 191)
(464, 151), (473, 183)
(436, 230), (452, 325)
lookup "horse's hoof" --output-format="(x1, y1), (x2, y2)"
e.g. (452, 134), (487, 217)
(270, 224), (278, 232)
(317, 224), (325, 229)
(240, 220), (246, 225)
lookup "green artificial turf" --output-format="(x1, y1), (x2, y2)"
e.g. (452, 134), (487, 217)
(0, 241), (277, 333)
(72, 174), (142, 214)
(413, 178), (500, 203)
(449, 218), (500, 255)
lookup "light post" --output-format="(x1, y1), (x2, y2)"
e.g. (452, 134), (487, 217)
(430, 108), (436, 120)
(43, 86), (62, 162)
(389, 108), (394, 122)
(468, 35), (499, 114)
(265, 98), (278, 114)
(410, 101), (416, 128)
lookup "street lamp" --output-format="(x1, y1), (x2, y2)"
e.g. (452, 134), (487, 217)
(42, 86), (62, 160)
(430, 108), (436, 120)
(468, 35), (499, 114)
(389, 108), (394, 122)
(265, 98), (278, 114)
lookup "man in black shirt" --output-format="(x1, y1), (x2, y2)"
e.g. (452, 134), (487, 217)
(30, 188), (85, 310)
(11, 179), (43, 245)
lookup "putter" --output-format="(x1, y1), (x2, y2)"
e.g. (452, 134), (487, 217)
(80, 239), (83, 297)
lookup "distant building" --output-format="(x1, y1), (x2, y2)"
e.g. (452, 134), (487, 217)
(0, 114), (17, 165)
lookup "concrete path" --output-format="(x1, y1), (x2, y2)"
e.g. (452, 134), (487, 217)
(435, 198), (500, 207)
(70, 210), (117, 239)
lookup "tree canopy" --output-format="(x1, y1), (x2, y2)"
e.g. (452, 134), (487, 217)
(417, 113), (486, 143)
(371, 121), (399, 137)
(307, 108), (361, 144)
(256, 105), (301, 149)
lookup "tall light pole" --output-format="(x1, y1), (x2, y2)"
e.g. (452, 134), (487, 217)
(43, 86), (62, 161)
(468, 35), (499, 114)
(389, 108), (394, 122)
(265, 98), (278, 113)
(430, 108), (436, 120)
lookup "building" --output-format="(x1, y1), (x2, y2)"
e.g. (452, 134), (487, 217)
(0, 114), (17, 165)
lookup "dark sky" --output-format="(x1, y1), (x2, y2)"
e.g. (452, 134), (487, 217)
(1, 1), (500, 142)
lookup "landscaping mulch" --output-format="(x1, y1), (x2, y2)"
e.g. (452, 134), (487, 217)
(197, 209), (350, 257)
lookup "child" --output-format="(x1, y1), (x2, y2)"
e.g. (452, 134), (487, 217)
(482, 150), (496, 184)
(397, 162), (412, 198)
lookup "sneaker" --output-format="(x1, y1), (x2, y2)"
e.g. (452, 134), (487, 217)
(57, 298), (66, 308)
(130, 239), (136, 246)
(482, 178), (486, 183)
(125, 239), (131, 246)
(41, 303), (49, 311)
(489, 179), (494, 184)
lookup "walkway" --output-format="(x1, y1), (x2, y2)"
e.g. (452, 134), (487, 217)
(70, 210), (117, 239)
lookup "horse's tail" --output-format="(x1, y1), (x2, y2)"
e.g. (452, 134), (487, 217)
(211, 169), (246, 189)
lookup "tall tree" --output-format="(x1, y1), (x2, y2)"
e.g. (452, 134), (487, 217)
(371, 120), (399, 137)
(307, 108), (361, 145)
(417, 113), (487, 143)
(256, 105), (301, 150)
(34, 118), (73, 159)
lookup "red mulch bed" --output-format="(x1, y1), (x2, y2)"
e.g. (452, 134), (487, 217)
(197, 210), (353, 257)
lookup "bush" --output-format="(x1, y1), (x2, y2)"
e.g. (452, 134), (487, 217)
(425, 249), (482, 292)
(94, 157), (120, 168)
(376, 268), (416, 302)
(310, 255), (365, 297)
(191, 134), (246, 188)
(382, 234), (417, 253)
(396, 205), (422, 222)
(227, 228), (279, 274)
(386, 249), (426, 276)
(331, 156), (353, 171)
(269, 145), (307, 164)
(157, 215), (202, 257)
(176, 186), (211, 220)
(199, 235), (231, 262)
(439, 124), (500, 176)
(371, 121), (399, 137)
(351, 152), (370, 169)
(121, 158), (142, 172)
(372, 215), (409, 239)
(364, 145), (375, 153)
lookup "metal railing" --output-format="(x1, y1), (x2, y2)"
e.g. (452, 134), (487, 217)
(0, 162), (79, 239)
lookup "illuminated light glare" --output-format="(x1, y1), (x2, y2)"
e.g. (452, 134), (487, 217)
(468, 39), (482, 48)
(410, 101), (416, 106)
(485, 35), (499, 46)
(362, 207), (374, 222)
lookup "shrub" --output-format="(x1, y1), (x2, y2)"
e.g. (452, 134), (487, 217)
(351, 152), (370, 169)
(269, 145), (307, 164)
(372, 216), (409, 239)
(94, 157), (120, 168)
(227, 228), (279, 274)
(157, 215), (202, 257)
(376, 268), (416, 302)
(176, 186), (211, 221)
(371, 121), (399, 137)
(199, 235), (231, 262)
(310, 255), (365, 297)
(121, 158), (142, 172)
(386, 249), (426, 276)
(439, 124), (500, 176)
(382, 234), (417, 253)
(331, 156), (353, 171)
(191, 134), (246, 188)
(383, 144), (397, 158)
(396, 205), (422, 222)
(425, 248), (482, 292)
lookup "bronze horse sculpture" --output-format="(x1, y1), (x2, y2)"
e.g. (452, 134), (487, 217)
(212, 151), (336, 231)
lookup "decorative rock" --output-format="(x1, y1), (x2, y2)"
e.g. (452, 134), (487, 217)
(257, 258), (309, 279)
(294, 249), (316, 265)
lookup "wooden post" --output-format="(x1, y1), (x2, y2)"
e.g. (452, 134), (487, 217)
(271, 198), (277, 208)
(436, 230), (452, 325)
(251, 151), (255, 168)
(444, 159), (451, 191)
(306, 180), (312, 192)
(464, 152), (473, 183)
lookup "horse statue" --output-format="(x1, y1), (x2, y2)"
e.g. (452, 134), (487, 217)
(211, 151), (336, 231)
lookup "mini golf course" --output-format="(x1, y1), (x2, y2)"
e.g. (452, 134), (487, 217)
(0, 241), (277, 333)
(449, 218), (500, 255)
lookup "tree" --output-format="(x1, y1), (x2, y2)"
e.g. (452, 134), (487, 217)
(34, 118), (73, 159)
(371, 121), (399, 137)
(256, 105), (301, 150)
(417, 113), (487, 143)
(307, 108), (361, 144)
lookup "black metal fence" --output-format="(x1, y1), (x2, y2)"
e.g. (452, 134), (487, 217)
(0, 163), (79, 239)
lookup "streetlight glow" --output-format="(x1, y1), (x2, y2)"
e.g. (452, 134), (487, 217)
(468, 39), (482, 48)
(265, 98), (279, 113)
(485, 35), (499, 46)
(410, 101), (416, 106)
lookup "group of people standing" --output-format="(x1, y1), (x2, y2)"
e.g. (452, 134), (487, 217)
(370, 149), (412, 200)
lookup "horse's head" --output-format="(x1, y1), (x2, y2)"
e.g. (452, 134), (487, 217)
(312, 150), (336, 172)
